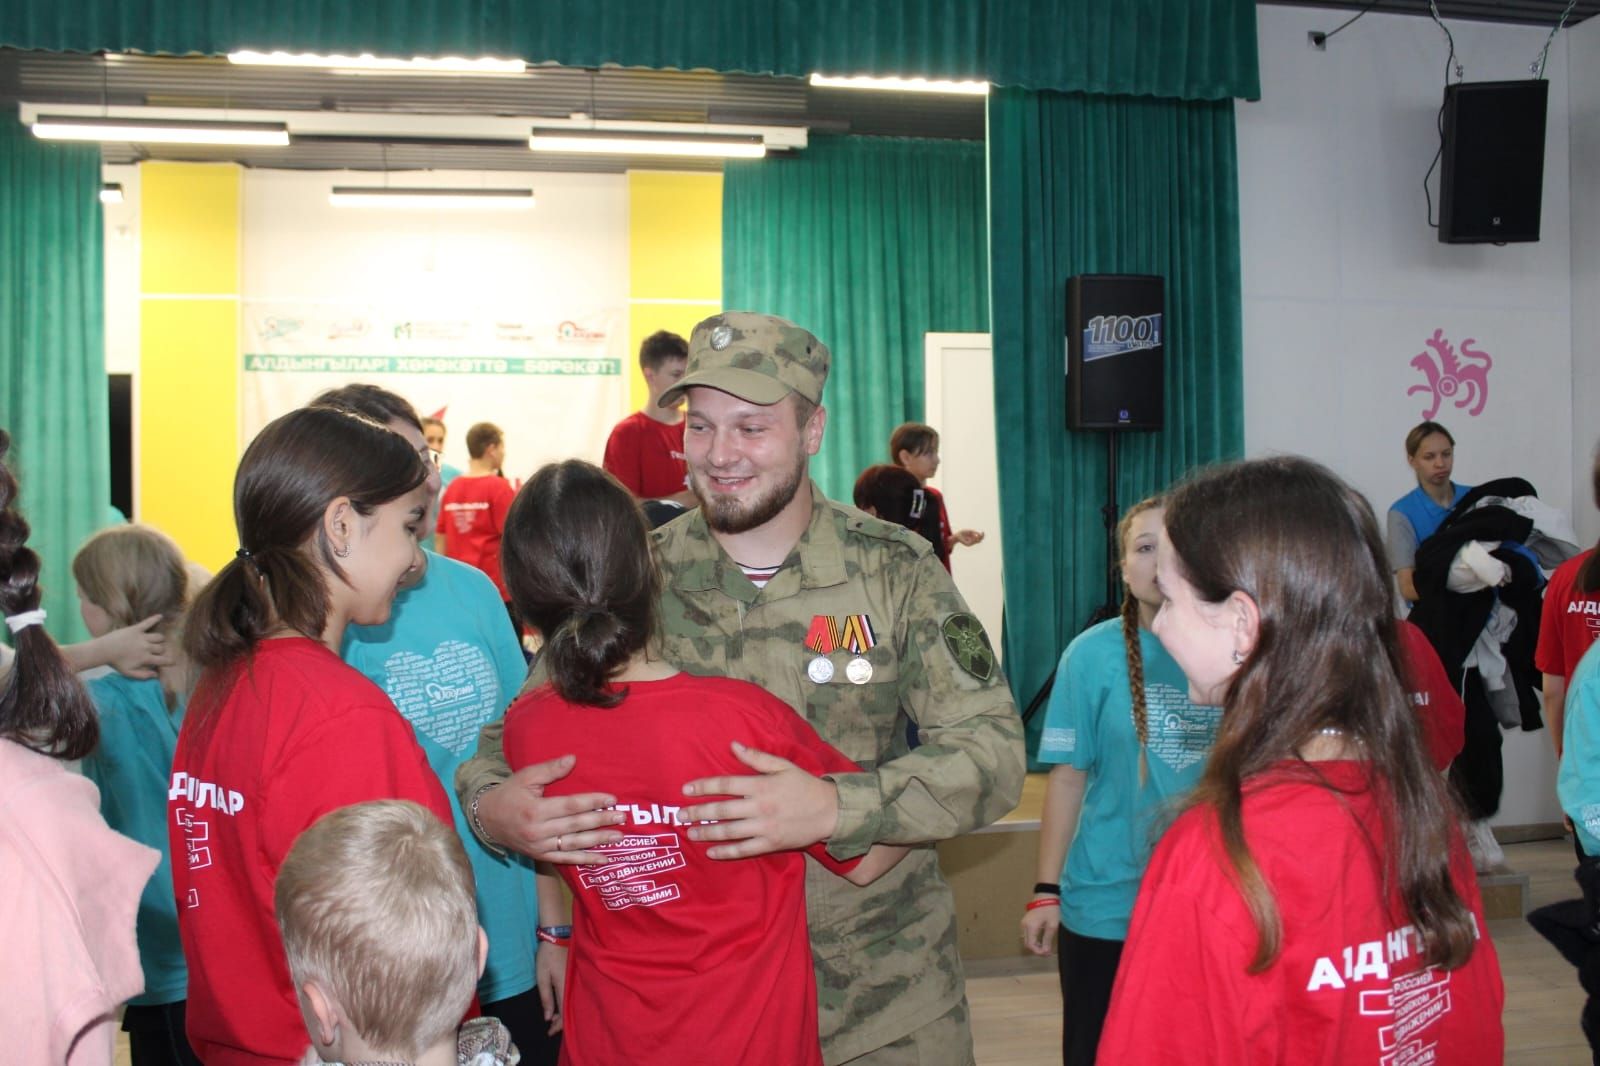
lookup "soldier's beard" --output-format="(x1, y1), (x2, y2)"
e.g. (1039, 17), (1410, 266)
(693, 452), (808, 535)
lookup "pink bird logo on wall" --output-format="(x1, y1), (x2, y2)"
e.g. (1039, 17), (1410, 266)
(1408, 328), (1492, 419)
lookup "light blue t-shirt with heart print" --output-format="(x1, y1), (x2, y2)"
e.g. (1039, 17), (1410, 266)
(343, 548), (538, 1004)
(1037, 618), (1221, 941)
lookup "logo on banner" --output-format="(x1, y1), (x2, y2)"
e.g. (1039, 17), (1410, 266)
(1082, 313), (1162, 363)
(557, 320), (607, 342)
(1407, 328), (1492, 419)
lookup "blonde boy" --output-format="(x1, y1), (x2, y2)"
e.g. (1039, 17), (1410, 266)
(274, 801), (518, 1066)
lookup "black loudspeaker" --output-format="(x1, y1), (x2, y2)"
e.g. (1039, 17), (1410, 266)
(1065, 274), (1164, 431)
(1438, 79), (1548, 244)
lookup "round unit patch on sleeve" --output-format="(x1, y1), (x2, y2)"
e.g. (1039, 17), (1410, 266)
(941, 613), (996, 682)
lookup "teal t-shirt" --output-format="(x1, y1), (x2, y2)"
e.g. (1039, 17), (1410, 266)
(343, 549), (539, 1004)
(81, 673), (188, 1005)
(1037, 618), (1222, 940)
(1559, 641), (1600, 856)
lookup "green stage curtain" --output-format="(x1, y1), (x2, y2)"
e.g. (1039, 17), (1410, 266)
(987, 88), (1245, 760)
(0, 116), (107, 644)
(723, 135), (988, 500)
(0, 0), (1258, 99)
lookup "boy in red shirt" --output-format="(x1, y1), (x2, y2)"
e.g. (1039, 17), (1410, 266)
(602, 330), (695, 511)
(437, 422), (517, 624)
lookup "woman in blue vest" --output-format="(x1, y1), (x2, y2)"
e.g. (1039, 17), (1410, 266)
(1387, 421), (1471, 605)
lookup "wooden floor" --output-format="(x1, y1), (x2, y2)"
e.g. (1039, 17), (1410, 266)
(966, 836), (1593, 1065)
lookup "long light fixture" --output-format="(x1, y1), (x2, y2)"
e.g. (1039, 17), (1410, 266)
(229, 50), (526, 75)
(809, 73), (989, 96)
(529, 128), (766, 159)
(31, 115), (290, 146)
(329, 186), (535, 210)
(99, 183), (125, 204)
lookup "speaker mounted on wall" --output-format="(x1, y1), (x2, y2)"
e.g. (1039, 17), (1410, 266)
(1438, 79), (1548, 245)
(1065, 274), (1165, 431)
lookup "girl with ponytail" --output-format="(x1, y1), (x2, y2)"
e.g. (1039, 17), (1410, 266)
(1020, 496), (1221, 1066)
(1098, 456), (1503, 1063)
(0, 428), (161, 1064)
(167, 406), (453, 1065)
(499, 459), (905, 1066)
(73, 524), (201, 1065)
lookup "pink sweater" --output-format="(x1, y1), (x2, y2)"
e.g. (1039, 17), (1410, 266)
(0, 738), (159, 1063)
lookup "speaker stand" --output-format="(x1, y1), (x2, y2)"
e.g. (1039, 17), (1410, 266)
(1084, 430), (1121, 629)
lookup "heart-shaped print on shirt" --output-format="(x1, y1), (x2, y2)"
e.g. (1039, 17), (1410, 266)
(378, 639), (502, 755)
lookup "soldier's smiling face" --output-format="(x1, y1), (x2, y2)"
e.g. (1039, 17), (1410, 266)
(683, 386), (824, 534)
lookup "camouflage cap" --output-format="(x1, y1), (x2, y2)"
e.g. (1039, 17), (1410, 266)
(658, 311), (830, 408)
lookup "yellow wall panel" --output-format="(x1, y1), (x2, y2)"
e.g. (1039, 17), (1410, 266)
(138, 300), (239, 572)
(141, 162), (241, 295)
(139, 162), (240, 571)
(627, 171), (722, 411)
(628, 171), (723, 299)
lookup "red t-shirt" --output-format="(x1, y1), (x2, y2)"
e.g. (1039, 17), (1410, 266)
(1099, 760), (1504, 1065)
(436, 473), (515, 599)
(168, 638), (452, 1066)
(603, 410), (688, 500)
(1537, 549), (1600, 680)
(503, 672), (860, 1066)
(1398, 619), (1466, 772)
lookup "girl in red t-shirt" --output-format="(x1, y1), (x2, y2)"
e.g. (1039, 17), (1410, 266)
(170, 407), (452, 1066)
(1098, 456), (1504, 1065)
(1539, 447), (1600, 758)
(498, 459), (904, 1066)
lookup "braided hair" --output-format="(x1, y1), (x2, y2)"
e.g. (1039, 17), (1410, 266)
(0, 429), (100, 760)
(1117, 496), (1165, 784)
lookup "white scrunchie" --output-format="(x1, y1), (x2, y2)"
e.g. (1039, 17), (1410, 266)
(4, 608), (46, 634)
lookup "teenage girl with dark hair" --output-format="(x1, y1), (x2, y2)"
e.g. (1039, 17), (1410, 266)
(499, 460), (905, 1066)
(1019, 496), (1220, 1065)
(167, 407), (452, 1065)
(0, 428), (161, 1065)
(73, 524), (201, 1065)
(1540, 444), (1600, 759)
(1099, 456), (1504, 1063)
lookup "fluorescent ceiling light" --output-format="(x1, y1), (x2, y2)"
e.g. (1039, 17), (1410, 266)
(229, 50), (526, 74)
(808, 73), (989, 96)
(529, 128), (766, 159)
(31, 115), (290, 146)
(329, 186), (535, 210)
(99, 183), (124, 204)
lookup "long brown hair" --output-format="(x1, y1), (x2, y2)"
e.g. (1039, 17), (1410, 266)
(501, 460), (659, 707)
(1579, 445), (1600, 594)
(73, 523), (194, 711)
(183, 407), (427, 675)
(1165, 456), (1475, 972)
(1117, 496), (1164, 783)
(0, 429), (99, 760)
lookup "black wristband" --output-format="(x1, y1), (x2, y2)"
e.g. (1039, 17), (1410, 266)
(1033, 882), (1061, 896)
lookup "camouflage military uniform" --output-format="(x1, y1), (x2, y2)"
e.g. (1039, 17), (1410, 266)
(458, 487), (1024, 1064)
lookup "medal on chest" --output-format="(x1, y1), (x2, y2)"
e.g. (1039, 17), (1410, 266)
(804, 613), (878, 685)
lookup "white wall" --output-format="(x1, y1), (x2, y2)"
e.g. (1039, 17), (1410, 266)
(1572, 16), (1600, 549)
(102, 162), (140, 376)
(1241, 7), (1577, 826)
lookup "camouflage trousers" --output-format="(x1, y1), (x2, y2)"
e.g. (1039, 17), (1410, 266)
(835, 998), (975, 1066)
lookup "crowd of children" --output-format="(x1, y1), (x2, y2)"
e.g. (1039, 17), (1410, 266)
(9, 313), (1600, 1066)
